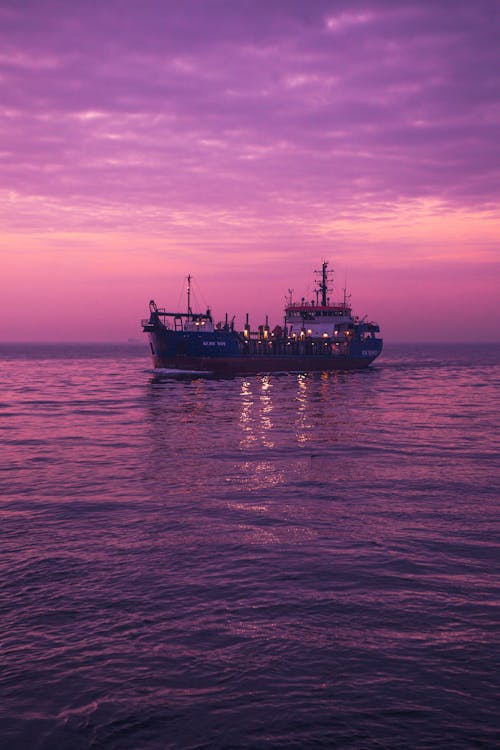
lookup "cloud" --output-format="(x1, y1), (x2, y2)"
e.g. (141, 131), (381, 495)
(0, 0), (498, 239)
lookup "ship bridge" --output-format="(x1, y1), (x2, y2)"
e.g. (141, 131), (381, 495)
(284, 260), (355, 337)
(285, 304), (353, 335)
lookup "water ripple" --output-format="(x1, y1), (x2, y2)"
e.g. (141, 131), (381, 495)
(0, 343), (499, 749)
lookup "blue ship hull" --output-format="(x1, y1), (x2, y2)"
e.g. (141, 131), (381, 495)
(144, 325), (382, 374)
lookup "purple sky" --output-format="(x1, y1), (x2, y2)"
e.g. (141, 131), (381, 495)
(1, 0), (499, 341)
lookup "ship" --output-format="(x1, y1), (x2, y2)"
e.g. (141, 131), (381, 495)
(142, 261), (382, 374)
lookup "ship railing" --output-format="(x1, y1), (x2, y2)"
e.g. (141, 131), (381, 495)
(142, 317), (172, 330)
(240, 336), (352, 358)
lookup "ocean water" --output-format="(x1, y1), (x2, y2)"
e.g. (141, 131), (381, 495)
(1, 342), (499, 750)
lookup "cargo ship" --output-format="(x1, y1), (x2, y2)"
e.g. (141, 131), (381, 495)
(142, 261), (382, 374)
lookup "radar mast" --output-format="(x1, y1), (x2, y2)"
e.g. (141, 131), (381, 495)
(315, 261), (330, 306)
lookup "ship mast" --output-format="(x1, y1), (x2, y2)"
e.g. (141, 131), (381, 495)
(187, 273), (192, 315)
(315, 261), (330, 306)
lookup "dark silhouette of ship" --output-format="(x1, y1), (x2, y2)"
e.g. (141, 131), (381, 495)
(142, 261), (382, 374)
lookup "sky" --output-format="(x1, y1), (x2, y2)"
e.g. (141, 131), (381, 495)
(1, 0), (499, 342)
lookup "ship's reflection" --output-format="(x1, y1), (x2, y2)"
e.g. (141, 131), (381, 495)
(144, 369), (378, 499)
(295, 373), (311, 445)
(236, 375), (284, 492)
(239, 376), (274, 450)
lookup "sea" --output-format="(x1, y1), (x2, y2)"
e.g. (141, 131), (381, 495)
(1, 342), (499, 750)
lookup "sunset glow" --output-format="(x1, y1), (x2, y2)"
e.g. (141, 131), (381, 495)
(1, 0), (499, 342)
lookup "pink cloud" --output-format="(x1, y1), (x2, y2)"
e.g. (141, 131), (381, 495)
(0, 0), (498, 341)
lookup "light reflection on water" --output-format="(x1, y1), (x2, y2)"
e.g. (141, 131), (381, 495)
(295, 373), (310, 445)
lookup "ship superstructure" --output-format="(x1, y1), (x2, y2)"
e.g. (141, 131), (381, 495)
(284, 261), (380, 349)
